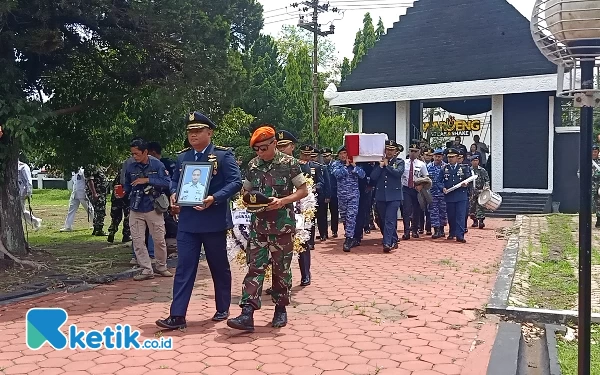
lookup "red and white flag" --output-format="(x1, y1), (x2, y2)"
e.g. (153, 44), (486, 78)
(344, 133), (388, 162)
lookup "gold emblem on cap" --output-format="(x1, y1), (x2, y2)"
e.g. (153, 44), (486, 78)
(189, 113), (195, 121)
(278, 132), (284, 139)
(250, 194), (257, 204)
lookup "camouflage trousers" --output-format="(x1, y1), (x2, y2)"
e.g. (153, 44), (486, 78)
(91, 194), (107, 231)
(338, 193), (359, 239)
(428, 194), (447, 228)
(108, 197), (130, 237)
(469, 191), (486, 219)
(240, 232), (294, 310)
(593, 183), (600, 217)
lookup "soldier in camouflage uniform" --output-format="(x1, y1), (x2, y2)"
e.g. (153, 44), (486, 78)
(85, 165), (109, 236)
(107, 169), (131, 243)
(468, 154), (490, 229)
(331, 145), (366, 252)
(227, 126), (308, 332)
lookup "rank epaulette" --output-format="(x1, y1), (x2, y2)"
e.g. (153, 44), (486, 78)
(214, 145), (231, 151)
(177, 147), (192, 154)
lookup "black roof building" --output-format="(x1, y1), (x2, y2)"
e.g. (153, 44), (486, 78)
(339, 0), (558, 92)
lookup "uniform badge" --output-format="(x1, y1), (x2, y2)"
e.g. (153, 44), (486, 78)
(310, 168), (315, 176)
(189, 113), (195, 121)
(208, 154), (218, 175)
(457, 168), (464, 176)
(250, 194), (257, 204)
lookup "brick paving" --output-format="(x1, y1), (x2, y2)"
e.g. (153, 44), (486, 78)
(0, 219), (508, 375)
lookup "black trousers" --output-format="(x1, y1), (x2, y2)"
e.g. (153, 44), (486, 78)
(402, 188), (422, 234)
(354, 190), (372, 241)
(317, 199), (329, 238)
(328, 195), (339, 234)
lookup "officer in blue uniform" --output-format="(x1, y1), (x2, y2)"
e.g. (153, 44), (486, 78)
(458, 152), (472, 234)
(312, 149), (332, 242)
(354, 161), (375, 245)
(156, 111), (242, 330)
(438, 148), (470, 243)
(297, 144), (327, 286)
(321, 148), (338, 238)
(370, 140), (405, 252)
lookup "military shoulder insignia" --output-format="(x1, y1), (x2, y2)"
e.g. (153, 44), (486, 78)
(178, 147), (192, 154)
(214, 145), (231, 151)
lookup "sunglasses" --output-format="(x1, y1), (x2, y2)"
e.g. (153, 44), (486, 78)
(252, 139), (275, 152)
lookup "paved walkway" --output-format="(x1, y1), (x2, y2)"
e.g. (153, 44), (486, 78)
(0, 219), (508, 375)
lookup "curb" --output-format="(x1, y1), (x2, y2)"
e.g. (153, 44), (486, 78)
(0, 256), (181, 306)
(485, 215), (600, 324)
(486, 322), (523, 375)
(544, 324), (566, 375)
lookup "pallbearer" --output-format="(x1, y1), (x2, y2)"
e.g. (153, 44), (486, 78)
(469, 154), (490, 229)
(370, 140), (405, 252)
(438, 148), (470, 243)
(427, 148), (447, 239)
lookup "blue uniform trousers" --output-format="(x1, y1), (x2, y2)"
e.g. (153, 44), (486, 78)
(299, 246), (311, 280)
(447, 200), (467, 240)
(171, 231), (232, 316)
(402, 188), (422, 234)
(354, 190), (372, 241)
(429, 194), (447, 228)
(376, 200), (401, 247)
(339, 193), (359, 239)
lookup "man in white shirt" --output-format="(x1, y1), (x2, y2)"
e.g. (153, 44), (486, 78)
(18, 159), (42, 230)
(400, 144), (429, 240)
(60, 167), (94, 232)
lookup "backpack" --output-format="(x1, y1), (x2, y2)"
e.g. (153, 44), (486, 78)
(18, 164), (32, 198)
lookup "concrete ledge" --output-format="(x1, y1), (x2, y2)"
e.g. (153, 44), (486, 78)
(487, 322), (523, 375)
(544, 324), (566, 375)
(486, 216), (522, 311)
(487, 305), (600, 325)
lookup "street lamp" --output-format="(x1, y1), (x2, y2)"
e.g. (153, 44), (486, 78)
(531, 1), (600, 374)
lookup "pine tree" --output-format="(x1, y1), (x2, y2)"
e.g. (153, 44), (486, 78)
(340, 58), (351, 82)
(376, 17), (386, 41)
(362, 13), (376, 51)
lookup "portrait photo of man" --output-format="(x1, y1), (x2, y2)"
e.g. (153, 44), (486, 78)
(178, 166), (208, 204)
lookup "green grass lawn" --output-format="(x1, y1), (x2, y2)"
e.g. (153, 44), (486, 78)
(557, 325), (600, 375)
(0, 189), (133, 292)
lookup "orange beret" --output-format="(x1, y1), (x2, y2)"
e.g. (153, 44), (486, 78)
(250, 126), (276, 147)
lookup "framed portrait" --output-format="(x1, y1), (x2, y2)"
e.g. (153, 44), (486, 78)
(175, 162), (213, 206)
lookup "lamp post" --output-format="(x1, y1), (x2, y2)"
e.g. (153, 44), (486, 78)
(532, 1), (600, 373)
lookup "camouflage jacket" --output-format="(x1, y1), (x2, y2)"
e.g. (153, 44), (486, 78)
(243, 151), (306, 235)
(472, 166), (490, 191)
(593, 158), (600, 185)
(84, 165), (109, 194)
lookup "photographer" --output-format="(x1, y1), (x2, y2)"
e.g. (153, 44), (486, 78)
(124, 139), (173, 281)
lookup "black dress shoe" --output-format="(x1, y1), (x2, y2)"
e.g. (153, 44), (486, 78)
(272, 306), (287, 328)
(412, 232), (419, 238)
(418, 229), (424, 234)
(300, 278), (311, 286)
(265, 287), (273, 295)
(447, 236), (455, 240)
(332, 232), (338, 238)
(383, 245), (391, 253)
(308, 244), (315, 250)
(456, 238), (466, 243)
(402, 234), (410, 240)
(393, 242), (398, 249)
(156, 316), (187, 330)
(365, 229), (371, 234)
(212, 311), (230, 321)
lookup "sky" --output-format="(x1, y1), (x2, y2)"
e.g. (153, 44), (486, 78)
(259, 0), (536, 61)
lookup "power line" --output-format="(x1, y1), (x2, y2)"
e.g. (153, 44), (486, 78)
(264, 17), (298, 26)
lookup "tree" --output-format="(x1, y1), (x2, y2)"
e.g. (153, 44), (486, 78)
(376, 17), (386, 41)
(212, 107), (256, 165)
(340, 58), (352, 82)
(275, 25), (337, 71)
(282, 46), (313, 143)
(236, 35), (286, 127)
(0, 0), (263, 257)
(362, 13), (377, 51)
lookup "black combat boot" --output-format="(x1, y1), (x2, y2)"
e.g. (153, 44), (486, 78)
(440, 227), (446, 238)
(343, 238), (352, 252)
(431, 227), (441, 239)
(122, 235), (132, 242)
(596, 217), (600, 228)
(272, 305), (288, 328)
(107, 233), (115, 243)
(470, 215), (478, 228)
(478, 218), (485, 229)
(227, 305), (255, 332)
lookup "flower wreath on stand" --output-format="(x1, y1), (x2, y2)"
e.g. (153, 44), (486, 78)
(226, 177), (317, 282)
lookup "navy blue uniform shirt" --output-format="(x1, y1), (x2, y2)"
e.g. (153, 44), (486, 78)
(437, 162), (470, 203)
(170, 143), (242, 233)
(124, 157), (171, 212)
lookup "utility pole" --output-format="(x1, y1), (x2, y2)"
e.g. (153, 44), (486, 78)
(294, 1), (337, 147)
